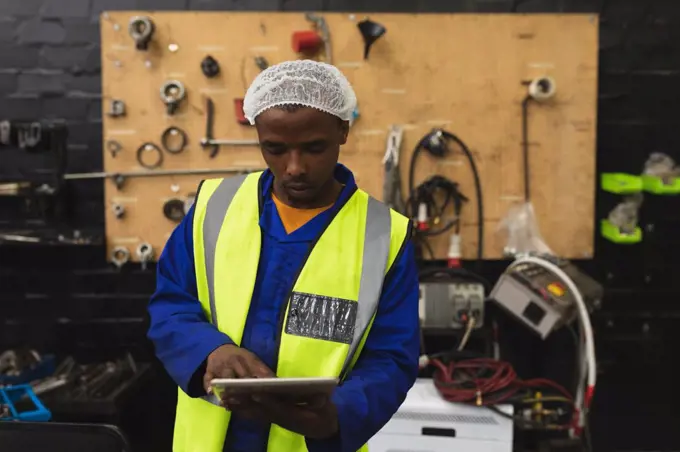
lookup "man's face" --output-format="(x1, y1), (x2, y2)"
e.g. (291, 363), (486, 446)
(255, 107), (349, 208)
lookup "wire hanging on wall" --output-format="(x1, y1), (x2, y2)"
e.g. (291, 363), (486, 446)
(407, 129), (484, 268)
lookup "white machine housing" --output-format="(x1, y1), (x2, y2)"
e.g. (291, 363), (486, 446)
(489, 255), (602, 339)
(369, 379), (514, 452)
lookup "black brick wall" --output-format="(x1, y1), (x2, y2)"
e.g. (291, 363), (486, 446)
(2, 1), (680, 450)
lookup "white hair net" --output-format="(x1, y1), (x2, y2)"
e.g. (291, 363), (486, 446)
(243, 59), (357, 125)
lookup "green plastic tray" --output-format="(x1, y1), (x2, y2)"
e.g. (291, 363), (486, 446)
(600, 219), (642, 244)
(600, 173), (643, 194)
(641, 174), (680, 195)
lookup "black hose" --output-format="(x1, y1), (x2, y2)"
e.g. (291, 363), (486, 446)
(522, 95), (531, 202)
(441, 131), (484, 268)
(406, 175), (466, 237)
(407, 131), (484, 269)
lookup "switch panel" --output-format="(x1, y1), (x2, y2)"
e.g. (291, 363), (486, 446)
(419, 282), (485, 329)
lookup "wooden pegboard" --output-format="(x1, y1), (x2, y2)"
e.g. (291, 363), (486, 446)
(100, 12), (598, 262)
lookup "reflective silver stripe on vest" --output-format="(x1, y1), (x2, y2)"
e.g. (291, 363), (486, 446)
(200, 179), (391, 387)
(200, 175), (249, 406)
(339, 196), (391, 379)
(203, 174), (249, 328)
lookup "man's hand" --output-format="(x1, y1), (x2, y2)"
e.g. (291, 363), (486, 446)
(203, 344), (274, 393)
(224, 393), (339, 439)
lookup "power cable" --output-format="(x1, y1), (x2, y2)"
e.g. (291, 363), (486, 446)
(407, 129), (484, 267)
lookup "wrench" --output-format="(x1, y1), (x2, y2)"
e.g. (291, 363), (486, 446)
(200, 97), (259, 158)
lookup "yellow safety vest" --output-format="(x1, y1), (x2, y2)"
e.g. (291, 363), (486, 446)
(173, 172), (410, 452)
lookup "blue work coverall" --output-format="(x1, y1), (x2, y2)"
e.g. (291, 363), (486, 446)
(148, 165), (420, 452)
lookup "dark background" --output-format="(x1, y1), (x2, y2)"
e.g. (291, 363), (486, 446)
(2, 0), (679, 451)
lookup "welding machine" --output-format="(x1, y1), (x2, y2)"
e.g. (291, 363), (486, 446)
(490, 254), (602, 339)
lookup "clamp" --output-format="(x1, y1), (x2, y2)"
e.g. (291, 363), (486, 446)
(128, 16), (155, 50)
(160, 80), (186, 115)
(111, 246), (130, 269)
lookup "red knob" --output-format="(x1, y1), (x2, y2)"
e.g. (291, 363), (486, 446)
(233, 98), (248, 125)
(292, 30), (323, 54)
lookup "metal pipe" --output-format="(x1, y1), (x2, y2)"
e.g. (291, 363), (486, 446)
(64, 167), (265, 181)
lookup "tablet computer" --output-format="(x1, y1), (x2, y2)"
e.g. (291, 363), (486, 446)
(211, 377), (338, 398)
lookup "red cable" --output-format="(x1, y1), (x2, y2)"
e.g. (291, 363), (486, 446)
(430, 357), (573, 406)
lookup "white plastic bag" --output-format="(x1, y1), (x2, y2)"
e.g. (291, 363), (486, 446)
(498, 202), (553, 257)
(643, 152), (676, 177)
(607, 193), (643, 235)
(643, 152), (679, 184)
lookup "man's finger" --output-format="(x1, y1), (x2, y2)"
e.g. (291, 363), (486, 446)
(213, 365), (236, 380)
(230, 356), (251, 378)
(258, 366), (276, 378)
(203, 371), (215, 394)
(244, 355), (274, 378)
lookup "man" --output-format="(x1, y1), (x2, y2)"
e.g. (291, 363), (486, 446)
(148, 59), (420, 452)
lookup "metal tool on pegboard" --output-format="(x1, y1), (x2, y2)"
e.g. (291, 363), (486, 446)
(64, 166), (265, 190)
(199, 97), (259, 158)
(305, 13), (332, 63)
(382, 125), (405, 213)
